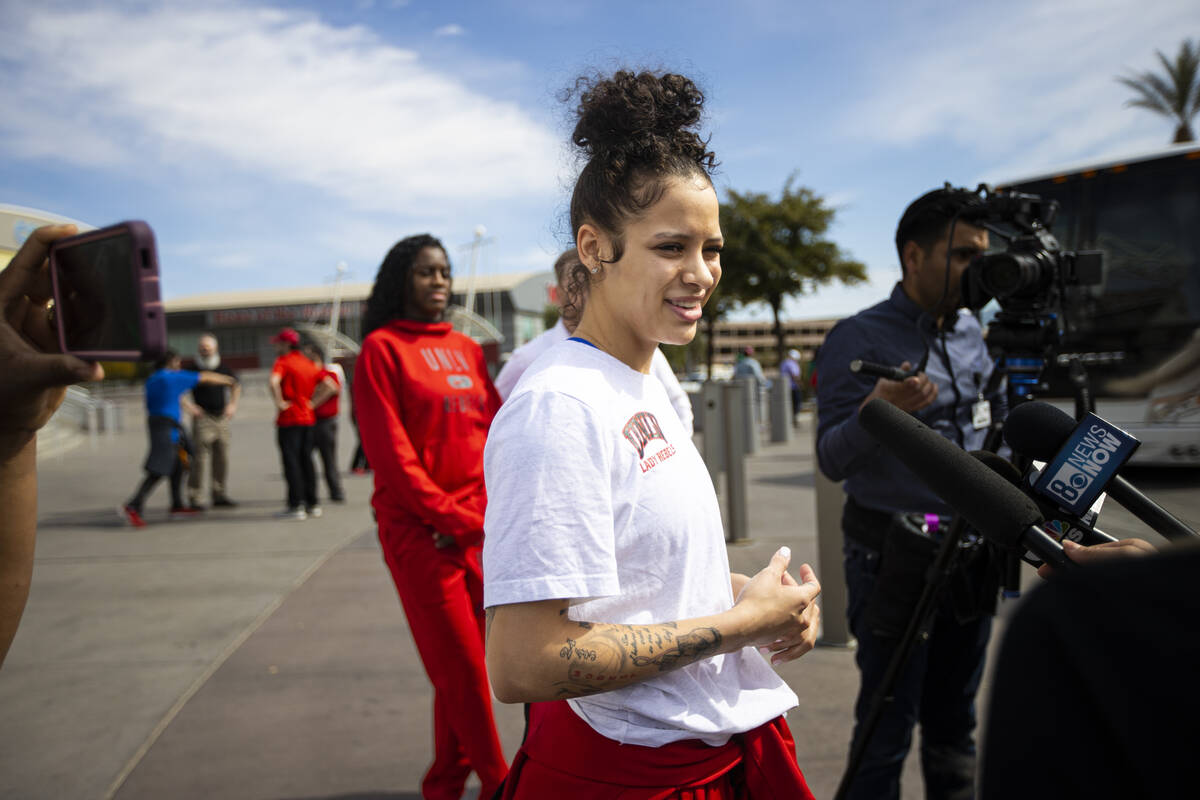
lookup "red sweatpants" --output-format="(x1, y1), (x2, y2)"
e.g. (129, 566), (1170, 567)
(379, 517), (508, 799)
(500, 699), (815, 799)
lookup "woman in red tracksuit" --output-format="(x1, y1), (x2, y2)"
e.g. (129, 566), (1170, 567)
(353, 234), (507, 800)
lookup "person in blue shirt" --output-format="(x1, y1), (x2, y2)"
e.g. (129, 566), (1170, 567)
(121, 350), (235, 527)
(780, 348), (803, 423)
(816, 187), (1005, 800)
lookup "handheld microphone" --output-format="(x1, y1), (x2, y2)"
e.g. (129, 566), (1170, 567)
(1004, 402), (1199, 541)
(970, 450), (1117, 567)
(857, 398), (1072, 569)
(850, 359), (913, 382)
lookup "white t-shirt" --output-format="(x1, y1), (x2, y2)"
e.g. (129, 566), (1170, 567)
(483, 340), (797, 747)
(494, 319), (694, 434)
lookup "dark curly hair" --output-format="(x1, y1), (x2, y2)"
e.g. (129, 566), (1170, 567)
(552, 248), (585, 329)
(562, 70), (718, 325)
(362, 234), (449, 338)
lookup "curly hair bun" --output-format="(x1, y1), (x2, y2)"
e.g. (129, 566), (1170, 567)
(570, 70), (716, 175)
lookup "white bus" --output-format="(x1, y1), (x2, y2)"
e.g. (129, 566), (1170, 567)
(995, 143), (1200, 465)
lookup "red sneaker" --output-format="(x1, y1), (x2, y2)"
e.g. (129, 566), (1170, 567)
(120, 505), (146, 528)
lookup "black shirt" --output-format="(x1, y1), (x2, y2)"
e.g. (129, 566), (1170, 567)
(191, 364), (238, 415)
(981, 545), (1200, 798)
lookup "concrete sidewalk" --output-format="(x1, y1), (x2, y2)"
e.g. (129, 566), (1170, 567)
(5, 393), (929, 799)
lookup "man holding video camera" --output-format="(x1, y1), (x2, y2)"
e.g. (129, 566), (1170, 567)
(815, 187), (1004, 800)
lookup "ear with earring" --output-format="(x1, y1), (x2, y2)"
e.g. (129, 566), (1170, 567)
(590, 263), (599, 274)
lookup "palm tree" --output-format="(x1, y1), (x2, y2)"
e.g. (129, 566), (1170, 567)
(1117, 39), (1200, 144)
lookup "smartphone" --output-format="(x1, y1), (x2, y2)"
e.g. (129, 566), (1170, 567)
(48, 221), (166, 361)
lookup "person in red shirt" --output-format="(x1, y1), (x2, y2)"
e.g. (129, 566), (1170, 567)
(354, 234), (507, 800)
(269, 328), (321, 519)
(304, 344), (345, 503)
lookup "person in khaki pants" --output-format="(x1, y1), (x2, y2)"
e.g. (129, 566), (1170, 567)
(186, 334), (241, 508)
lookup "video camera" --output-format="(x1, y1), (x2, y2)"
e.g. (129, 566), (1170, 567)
(956, 187), (1104, 385)
(959, 187), (1104, 318)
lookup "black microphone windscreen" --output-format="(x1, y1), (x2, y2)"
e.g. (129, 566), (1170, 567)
(858, 398), (1042, 548)
(1003, 401), (1076, 461)
(970, 450), (1024, 486)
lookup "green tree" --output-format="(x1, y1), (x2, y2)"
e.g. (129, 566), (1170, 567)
(719, 177), (867, 363)
(699, 288), (736, 379)
(1117, 39), (1200, 144)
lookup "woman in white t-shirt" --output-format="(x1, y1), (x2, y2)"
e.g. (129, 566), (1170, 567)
(482, 70), (822, 799)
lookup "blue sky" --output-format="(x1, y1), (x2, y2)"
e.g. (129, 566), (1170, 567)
(2, 0), (1197, 320)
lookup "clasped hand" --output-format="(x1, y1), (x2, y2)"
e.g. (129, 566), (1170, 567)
(733, 546), (821, 666)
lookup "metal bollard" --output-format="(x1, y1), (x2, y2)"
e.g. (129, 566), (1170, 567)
(769, 380), (792, 443)
(812, 406), (852, 646)
(739, 378), (760, 455)
(700, 381), (724, 486)
(99, 401), (117, 433)
(688, 390), (704, 433)
(722, 380), (749, 542)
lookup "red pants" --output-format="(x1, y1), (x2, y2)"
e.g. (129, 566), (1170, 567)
(379, 518), (508, 799)
(500, 699), (814, 799)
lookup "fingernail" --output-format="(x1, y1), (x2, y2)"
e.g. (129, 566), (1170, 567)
(778, 546), (791, 559)
(1062, 539), (1080, 550)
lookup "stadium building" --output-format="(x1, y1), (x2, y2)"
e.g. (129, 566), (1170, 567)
(164, 272), (554, 369)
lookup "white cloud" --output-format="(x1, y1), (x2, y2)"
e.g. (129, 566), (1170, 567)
(434, 23), (465, 37)
(496, 243), (560, 272)
(839, 0), (1200, 171)
(0, 3), (558, 213)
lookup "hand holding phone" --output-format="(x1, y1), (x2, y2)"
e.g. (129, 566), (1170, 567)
(48, 221), (166, 362)
(0, 224), (104, 446)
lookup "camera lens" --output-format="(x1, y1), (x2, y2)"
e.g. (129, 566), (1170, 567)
(980, 252), (1040, 299)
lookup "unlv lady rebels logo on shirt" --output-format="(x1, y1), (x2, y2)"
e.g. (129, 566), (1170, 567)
(623, 411), (677, 472)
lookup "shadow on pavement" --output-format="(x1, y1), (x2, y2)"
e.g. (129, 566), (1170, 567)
(754, 472), (816, 488)
(36, 499), (319, 529)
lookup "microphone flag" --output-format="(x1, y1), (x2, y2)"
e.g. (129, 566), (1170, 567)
(1031, 412), (1139, 517)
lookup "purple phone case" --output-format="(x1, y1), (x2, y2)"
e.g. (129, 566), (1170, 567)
(48, 220), (166, 361)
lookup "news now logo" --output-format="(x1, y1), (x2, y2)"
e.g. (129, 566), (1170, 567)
(1033, 413), (1139, 516)
(1045, 436), (1117, 504)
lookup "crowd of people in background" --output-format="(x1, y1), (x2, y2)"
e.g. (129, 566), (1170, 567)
(116, 326), (349, 526)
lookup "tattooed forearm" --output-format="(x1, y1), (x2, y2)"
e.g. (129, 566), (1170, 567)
(633, 627), (722, 670)
(550, 621), (723, 698)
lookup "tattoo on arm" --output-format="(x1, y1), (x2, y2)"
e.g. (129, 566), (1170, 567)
(550, 621), (722, 698)
(485, 608), (495, 644)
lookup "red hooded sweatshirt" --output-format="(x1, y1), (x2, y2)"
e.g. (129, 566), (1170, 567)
(353, 319), (500, 546)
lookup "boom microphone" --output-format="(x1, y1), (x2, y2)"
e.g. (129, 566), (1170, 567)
(857, 398), (1072, 569)
(1004, 402), (1198, 541)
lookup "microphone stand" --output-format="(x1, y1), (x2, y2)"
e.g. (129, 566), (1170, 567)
(833, 514), (970, 800)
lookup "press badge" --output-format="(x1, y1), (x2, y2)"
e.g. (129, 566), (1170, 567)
(971, 399), (991, 430)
